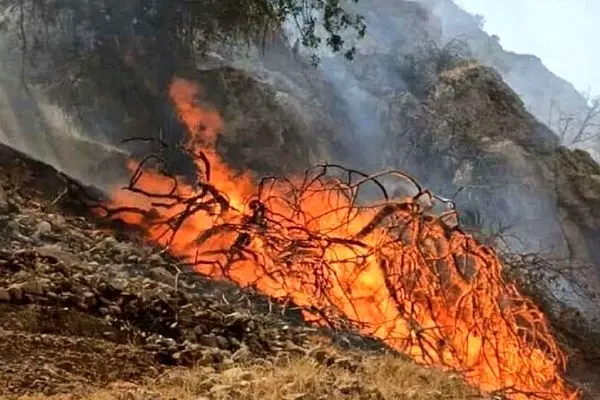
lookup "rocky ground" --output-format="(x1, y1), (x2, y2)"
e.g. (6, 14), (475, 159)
(0, 146), (484, 399)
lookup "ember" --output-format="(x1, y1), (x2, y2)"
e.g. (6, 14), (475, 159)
(100, 77), (578, 399)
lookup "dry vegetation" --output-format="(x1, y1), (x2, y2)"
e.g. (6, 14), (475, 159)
(14, 351), (482, 400)
(0, 145), (485, 400)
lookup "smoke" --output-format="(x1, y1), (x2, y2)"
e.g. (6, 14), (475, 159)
(0, 17), (130, 190)
(421, 0), (600, 159)
(0, 74), (128, 188)
(277, 0), (600, 321)
(296, 0), (570, 256)
(279, 2), (418, 172)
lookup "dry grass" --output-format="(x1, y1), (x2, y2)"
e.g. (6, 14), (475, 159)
(438, 60), (482, 81)
(15, 352), (484, 400)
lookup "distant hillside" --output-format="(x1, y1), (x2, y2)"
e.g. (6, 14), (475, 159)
(416, 0), (600, 159)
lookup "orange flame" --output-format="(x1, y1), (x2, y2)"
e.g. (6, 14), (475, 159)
(104, 77), (579, 399)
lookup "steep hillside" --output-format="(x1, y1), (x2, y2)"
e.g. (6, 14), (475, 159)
(380, 61), (600, 262)
(1, 1), (600, 398)
(271, 0), (600, 278)
(0, 144), (482, 399)
(378, 60), (600, 326)
(415, 0), (600, 157)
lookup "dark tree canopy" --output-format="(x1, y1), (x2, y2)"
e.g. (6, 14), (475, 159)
(1, 0), (366, 70)
(0, 0), (366, 159)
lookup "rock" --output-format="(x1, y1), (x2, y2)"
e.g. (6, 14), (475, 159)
(7, 284), (23, 301)
(307, 347), (329, 363)
(108, 381), (139, 390)
(13, 270), (30, 280)
(285, 340), (308, 354)
(148, 267), (176, 287)
(221, 357), (234, 367)
(283, 394), (309, 400)
(79, 291), (97, 308)
(231, 344), (251, 362)
(102, 331), (118, 341)
(203, 348), (227, 364)
(0, 185), (8, 214)
(338, 380), (360, 395)
(215, 335), (229, 349)
(34, 221), (53, 238)
(47, 214), (66, 227)
(221, 367), (243, 380)
(209, 384), (232, 393)
(7, 219), (20, 232)
(114, 242), (138, 256)
(20, 280), (47, 296)
(198, 334), (220, 348)
(333, 357), (357, 371)
(0, 288), (11, 302)
(238, 371), (254, 381)
(108, 305), (122, 315)
(99, 236), (118, 249)
(197, 366), (216, 375)
(35, 246), (80, 267)
(147, 253), (164, 264)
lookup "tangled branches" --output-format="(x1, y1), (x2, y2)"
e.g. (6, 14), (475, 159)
(502, 252), (600, 363)
(95, 138), (577, 399)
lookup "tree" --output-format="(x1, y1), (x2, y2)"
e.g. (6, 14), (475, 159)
(473, 13), (485, 29)
(556, 96), (600, 146)
(0, 0), (366, 73)
(0, 0), (366, 147)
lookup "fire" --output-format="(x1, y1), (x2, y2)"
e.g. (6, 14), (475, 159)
(103, 77), (579, 399)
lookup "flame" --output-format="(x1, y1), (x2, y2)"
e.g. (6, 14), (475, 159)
(103, 77), (579, 399)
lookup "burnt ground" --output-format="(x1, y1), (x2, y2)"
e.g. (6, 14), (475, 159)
(0, 143), (600, 399)
(0, 145), (392, 397)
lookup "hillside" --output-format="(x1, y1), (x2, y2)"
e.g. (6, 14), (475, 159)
(0, 144), (482, 399)
(415, 0), (600, 158)
(1, 0), (600, 399)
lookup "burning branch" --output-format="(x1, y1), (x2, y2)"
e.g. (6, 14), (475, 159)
(93, 77), (579, 400)
(94, 137), (578, 399)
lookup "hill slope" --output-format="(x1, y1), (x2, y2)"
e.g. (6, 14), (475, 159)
(0, 145), (481, 399)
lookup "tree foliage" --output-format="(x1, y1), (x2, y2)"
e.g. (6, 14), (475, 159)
(0, 0), (365, 145)
(1, 0), (366, 73)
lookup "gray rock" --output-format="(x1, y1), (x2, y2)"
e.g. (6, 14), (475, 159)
(231, 344), (251, 361)
(32, 221), (52, 240)
(7, 219), (20, 232)
(108, 304), (122, 315)
(198, 334), (220, 348)
(147, 253), (164, 264)
(215, 335), (230, 349)
(148, 267), (176, 287)
(20, 280), (47, 296)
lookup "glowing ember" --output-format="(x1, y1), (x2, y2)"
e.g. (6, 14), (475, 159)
(102, 77), (579, 399)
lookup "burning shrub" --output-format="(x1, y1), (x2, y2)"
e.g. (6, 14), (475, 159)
(502, 252), (600, 363)
(94, 77), (579, 399)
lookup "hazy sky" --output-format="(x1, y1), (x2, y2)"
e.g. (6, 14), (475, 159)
(454, 0), (599, 97)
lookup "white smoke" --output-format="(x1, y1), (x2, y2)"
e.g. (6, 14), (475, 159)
(0, 21), (129, 189)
